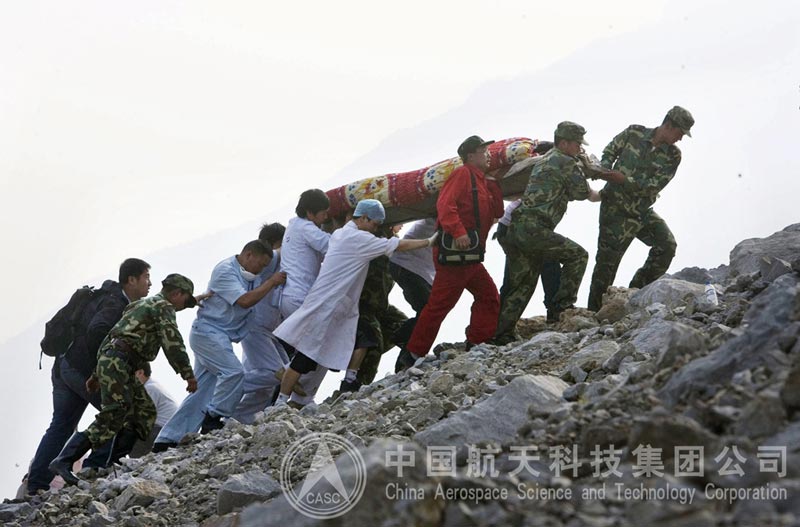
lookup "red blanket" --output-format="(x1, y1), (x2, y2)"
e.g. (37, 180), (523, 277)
(327, 138), (543, 224)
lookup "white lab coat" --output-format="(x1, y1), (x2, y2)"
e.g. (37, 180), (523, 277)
(274, 222), (400, 371)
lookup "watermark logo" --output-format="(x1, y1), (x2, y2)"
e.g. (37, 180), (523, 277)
(280, 432), (366, 519)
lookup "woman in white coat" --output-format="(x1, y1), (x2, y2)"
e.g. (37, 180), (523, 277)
(274, 199), (435, 401)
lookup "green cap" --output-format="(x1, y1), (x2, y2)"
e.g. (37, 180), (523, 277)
(554, 121), (588, 145)
(457, 135), (495, 158)
(162, 273), (197, 308)
(666, 106), (694, 137)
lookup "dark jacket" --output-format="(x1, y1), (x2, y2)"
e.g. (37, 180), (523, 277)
(64, 280), (129, 378)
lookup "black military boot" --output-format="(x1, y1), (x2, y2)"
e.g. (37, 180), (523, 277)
(200, 412), (224, 434)
(48, 432), (92, 486)
(106, 428), (139, 466)
(395, 348), (418, 371)
(339, 378), (362, 393)
(151, 441), (178, 453)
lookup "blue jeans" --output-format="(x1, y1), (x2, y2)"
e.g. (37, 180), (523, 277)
(27, 357), (113, 493)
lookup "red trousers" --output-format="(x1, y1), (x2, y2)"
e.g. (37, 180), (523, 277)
(406, 260), (500, 357)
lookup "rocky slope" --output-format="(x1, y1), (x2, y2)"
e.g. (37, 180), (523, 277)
(4, 225), (800, 527)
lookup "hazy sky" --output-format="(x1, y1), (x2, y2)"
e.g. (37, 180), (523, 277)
(0, 0), (670, 341)
(2, 0), (799, 500)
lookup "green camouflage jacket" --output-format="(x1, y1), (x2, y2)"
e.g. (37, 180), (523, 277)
(515, 148), (590, 230)
(600, 125), (681, 217)
(98, 293), (194, 379)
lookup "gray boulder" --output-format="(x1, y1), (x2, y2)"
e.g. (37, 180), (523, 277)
(627, 318), (707, 368)
(628, 278), (707, 310)
(781, 355), (800, 414)
(569, 340), (620, 371)
(733, 393), (787, 439)
(628, 413), (718, 459)
(511, 331), (571, 355)
(729, 224), (800, 275)
(0, 502), (31, 523)
(759, 256), (793, 282)
(659, 274), (799, 407)
(670, 266), (713, 284)
(218, 470), (282, 515)
(237, 440), (442, 527)
(113, 479), (171, 511)
(414, 375), (567, 449)
(594, 286), (633, 323)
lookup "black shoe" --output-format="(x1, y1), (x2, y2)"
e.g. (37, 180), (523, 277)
(49, 432), (92, 486)
(106, 428), (139, 466)
(395, 348), (417, 371)
(546, 309), (559, 323)
(394, 348), (415, 373)
(489, 333), (517, 346)
(151, 441), (177, 453)
(339, 379), (362, 393)
(200, 412), (224, 434)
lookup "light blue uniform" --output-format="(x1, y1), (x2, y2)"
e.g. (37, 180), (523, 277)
(157, 256), (260, 442)
(232, 254), (290, 423)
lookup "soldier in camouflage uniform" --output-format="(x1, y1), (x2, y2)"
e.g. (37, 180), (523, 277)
(494, 122), (623, 344)
(587, 106), (694, 311)
(49, 274), (199, 485)
(353, 246), (408, 388)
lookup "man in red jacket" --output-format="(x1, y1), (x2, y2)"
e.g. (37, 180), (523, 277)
(401, 136), (504, 364)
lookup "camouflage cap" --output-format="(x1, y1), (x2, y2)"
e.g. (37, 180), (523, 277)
(666, 106), (694, 137)
(554, 121), (588, 145)
(457, 135), (495, 158)
(162, 273), (197, 308)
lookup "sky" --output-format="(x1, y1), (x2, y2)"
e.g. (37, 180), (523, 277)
(2, 0), (799, 499)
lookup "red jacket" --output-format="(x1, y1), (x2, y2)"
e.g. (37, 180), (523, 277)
(436, 164), (504, 246)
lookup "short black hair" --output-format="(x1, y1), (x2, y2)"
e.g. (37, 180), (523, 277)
(259, 222), (285, 246)
(119, 258), (150, 284)
(295, 189), (330, 218)
(140, 363), (152, 378)
(241, 239), (273, 258)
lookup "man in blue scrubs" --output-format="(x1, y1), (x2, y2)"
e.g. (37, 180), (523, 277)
(153, 240), (285, 450)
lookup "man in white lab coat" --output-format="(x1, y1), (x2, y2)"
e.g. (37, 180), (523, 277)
(274, 199), (435, 401)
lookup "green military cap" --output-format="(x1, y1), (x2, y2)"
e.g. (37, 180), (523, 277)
(162, 273), (197, 308)
(554, 121), (588, 145)
(457, 135), (495, 158)
(666, 106), (694, 137)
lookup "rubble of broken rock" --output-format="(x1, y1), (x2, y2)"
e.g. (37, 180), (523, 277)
(4, 224), (800, 527)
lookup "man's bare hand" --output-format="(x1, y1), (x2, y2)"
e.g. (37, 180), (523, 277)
(604, 170), (626, 184)
(454, 234), (471, 250)
(186, 377), (198, 393)
(86, 376), (100, 393)
(195, 291), (214, 304)
(269, 272), (287, 286)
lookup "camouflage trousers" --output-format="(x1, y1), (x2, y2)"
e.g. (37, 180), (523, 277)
(495, 222), (588, 341)
(356, 305), (408, 386)
(84, 354), (156, 448)
(587, 202), (676, 311)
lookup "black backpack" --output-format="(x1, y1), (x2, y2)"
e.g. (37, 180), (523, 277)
(40, 286), (104, 368)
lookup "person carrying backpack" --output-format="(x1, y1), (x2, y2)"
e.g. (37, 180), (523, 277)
(26, 258), (151, 495)
(49, 273), (200, 486)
